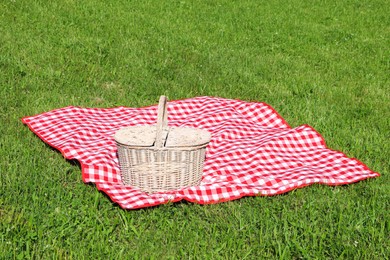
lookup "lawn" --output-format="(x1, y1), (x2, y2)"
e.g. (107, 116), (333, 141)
(0, 0), (389, 258)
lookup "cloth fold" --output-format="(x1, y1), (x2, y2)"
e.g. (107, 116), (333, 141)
(22, 96), (379, 209)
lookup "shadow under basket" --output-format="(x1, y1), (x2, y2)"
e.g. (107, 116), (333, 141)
(114, 96), (211, 193)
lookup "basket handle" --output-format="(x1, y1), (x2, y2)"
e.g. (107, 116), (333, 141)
(155, 95), (168, 148)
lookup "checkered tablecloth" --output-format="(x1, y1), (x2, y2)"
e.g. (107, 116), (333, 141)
(22, 96), (379, 209)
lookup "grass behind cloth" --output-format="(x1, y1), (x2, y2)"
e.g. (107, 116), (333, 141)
(1, 0), (389, 258)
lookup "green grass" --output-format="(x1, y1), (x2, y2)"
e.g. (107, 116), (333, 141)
(1, 0), (389, 258)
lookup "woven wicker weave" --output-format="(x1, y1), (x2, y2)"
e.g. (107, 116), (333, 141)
(115, 96), (211, 193)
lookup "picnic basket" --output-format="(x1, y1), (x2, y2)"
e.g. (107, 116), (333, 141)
(114, 96), (211, 193)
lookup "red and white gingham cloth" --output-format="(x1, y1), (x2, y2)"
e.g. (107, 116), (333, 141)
(22, 96), (379, 209)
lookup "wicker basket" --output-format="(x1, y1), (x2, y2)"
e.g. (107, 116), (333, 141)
(114, 96), (211, 193)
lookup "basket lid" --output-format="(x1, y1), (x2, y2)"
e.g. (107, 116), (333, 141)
(114, 126), (211, 148)
(165, 127), (211, 147)
(114, 126), (160, 147)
